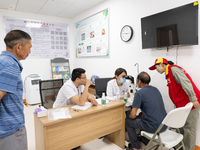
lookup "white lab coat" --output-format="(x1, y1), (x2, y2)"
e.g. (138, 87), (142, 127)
(106, 79), (129, 97)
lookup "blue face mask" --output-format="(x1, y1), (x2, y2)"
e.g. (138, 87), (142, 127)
(119, 78), (126, 84)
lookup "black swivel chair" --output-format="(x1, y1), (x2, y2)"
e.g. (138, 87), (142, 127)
(95, 77), (112, 98)
(39, 79), (64, 109)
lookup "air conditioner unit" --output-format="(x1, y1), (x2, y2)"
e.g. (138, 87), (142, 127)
(25, 75), (42, 105)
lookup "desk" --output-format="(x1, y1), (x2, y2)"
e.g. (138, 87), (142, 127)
(34, 100), (126, 150)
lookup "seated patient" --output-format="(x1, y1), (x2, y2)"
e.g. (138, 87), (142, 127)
(106, 68), (130, 99)
(126, 72), (167, 150)
(53, 68), (97, 108)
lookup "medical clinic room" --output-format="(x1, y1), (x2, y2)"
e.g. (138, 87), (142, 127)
(0, 0), (200, 150)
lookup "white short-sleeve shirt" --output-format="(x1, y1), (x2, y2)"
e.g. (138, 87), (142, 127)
(106, 79), (129, 97)
(53, 79), (84, 108)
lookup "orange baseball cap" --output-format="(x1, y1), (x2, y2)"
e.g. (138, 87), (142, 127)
(149, 58), (168, 70)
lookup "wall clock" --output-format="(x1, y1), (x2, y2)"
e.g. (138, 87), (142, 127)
(120, 25), (133, 42)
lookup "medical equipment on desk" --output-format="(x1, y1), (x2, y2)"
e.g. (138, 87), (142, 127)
(125, 75), (136, 105)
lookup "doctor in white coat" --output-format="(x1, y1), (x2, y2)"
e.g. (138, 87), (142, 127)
(106, 68), (130, 99)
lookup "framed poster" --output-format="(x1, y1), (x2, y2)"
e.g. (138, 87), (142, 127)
(75, 9), (109, 57)
(4, 17), (69, 58)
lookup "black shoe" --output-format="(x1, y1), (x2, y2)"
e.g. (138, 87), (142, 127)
(98, 135), (107, 139)
(128, 143), (133, 150)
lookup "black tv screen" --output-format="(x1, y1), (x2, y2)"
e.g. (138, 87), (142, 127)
(141, 2), (198, 49)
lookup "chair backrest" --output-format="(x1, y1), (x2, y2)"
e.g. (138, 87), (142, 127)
(95, 77), (112, 98)
(39, 79), (63, 109)
(162, 102), (193, 128)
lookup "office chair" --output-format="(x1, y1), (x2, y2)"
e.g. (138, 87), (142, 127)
(95, 77), (112, 98)
(141, 102), (193, 150)
(39, 79), (64, 109)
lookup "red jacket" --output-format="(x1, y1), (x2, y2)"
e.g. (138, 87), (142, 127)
(166, 65), (200, 110)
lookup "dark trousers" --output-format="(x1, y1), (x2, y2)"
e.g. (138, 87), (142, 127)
(125, 118), (148, 149)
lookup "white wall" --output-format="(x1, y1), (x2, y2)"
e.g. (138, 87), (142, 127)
(72, 0), (200, 146)
(0, 9), (73, 98)
(0, 0), (199, 146)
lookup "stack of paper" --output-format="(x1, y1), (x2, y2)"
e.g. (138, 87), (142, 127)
(105, 96), (116, 101)
(71, 102), (92, 110)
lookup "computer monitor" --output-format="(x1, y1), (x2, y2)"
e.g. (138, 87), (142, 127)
(39, 79), (63, 109)
(95, 77), (112, 98)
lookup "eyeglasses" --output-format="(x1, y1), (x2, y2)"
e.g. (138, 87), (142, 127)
(81, 77), (86, 80)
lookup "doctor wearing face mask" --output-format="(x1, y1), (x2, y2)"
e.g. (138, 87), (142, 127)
(106, 68), (130, 99)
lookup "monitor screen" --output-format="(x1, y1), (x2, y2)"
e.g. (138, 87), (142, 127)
(141, 2), (198, 49)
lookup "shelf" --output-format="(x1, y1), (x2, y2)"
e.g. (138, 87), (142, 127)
(51, 58), (70, 82)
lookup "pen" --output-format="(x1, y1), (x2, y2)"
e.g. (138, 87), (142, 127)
(71, 108), (78, 112)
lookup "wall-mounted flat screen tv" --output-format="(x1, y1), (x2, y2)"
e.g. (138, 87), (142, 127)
(141, 2), (198, 49)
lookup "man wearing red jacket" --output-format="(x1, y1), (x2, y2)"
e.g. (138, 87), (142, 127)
(149, 58), (200, 150)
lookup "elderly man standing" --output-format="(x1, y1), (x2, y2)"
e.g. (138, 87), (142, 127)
(0, 30), (32, 150)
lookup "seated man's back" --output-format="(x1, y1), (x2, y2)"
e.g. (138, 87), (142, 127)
(133, 85), (167, 132)
(126, 71), (167, 150)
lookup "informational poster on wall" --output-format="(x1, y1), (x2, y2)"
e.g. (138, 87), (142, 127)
(75, 9), (109, 57)
(4, 17), (69, 58)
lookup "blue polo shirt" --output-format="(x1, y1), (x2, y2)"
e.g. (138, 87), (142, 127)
(0, 51), (24, 138)
(132, 86), (167, 133)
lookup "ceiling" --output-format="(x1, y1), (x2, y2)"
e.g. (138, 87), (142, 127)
(0, 0), (107, 18)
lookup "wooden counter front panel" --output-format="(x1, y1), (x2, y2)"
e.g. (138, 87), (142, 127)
(45, 106), (124, 150)
(34, 114), (45, 150)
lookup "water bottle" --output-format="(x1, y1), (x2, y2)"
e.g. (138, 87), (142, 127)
(116, 91), (120, 100)
(124, 92), (128, 103)
(101, 93), (106, 106)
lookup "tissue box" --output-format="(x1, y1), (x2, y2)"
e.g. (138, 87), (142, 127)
(35, 107), (47, 117)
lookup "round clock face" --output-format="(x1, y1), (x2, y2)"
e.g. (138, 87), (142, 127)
(120, 25), (133, 42)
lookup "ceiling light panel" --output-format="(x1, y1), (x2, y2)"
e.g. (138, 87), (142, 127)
(16, 0), (47, 13)
(37, 0), (72, 16)
(58, 6), (85, 18)
(51, 0), (77, 4)
(0, 0), (18, 4)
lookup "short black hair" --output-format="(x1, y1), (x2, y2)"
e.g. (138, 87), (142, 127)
(137, 71), (151, 84)
(4, 30), (31, 49)
(71, 68), (86, 81)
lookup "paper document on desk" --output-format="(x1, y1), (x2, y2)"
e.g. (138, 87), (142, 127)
(96, 98), (111, 105)
(48, 107), (71, 120)
(71, 102), (92, 110)
(105, 96), (116, 101)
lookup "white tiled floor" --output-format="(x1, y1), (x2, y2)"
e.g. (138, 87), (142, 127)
(24, 105), (168, 150)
